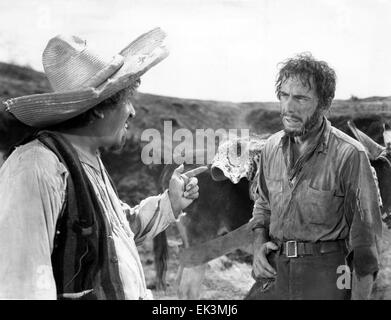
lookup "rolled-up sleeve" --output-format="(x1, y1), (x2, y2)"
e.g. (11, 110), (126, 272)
(122, 190), (175, 245)
(250, 153), (271, 231)
(342, 149), (382, 277)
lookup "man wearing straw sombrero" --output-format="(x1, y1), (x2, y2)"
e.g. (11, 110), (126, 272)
(0, 28), (206, 299)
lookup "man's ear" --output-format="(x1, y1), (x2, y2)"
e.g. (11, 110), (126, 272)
(92, 108), (105, 119)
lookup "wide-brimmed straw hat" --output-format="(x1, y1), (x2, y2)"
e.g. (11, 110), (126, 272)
(3, 28), (169, 128)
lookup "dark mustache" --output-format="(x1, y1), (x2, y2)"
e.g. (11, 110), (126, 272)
(280, 113), (302, 122)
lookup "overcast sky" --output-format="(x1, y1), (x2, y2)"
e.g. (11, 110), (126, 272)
(0, 0), (390, 102)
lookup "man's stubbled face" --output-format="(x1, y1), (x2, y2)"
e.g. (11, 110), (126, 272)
(101, 91), (136, 152)
(279, 76), (321, 137)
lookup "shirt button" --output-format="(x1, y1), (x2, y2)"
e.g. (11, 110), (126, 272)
(111, 257), (118, 263)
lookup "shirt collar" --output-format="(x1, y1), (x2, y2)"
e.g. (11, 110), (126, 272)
(37, 130), (103, 172)
(72, 144), (102, 172)
(317, 117), (331, 154)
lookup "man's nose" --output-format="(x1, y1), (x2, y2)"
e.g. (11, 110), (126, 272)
(128, 102), (136, 118)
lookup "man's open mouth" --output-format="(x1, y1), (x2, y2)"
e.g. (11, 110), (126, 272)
(284, 116), (301, 125)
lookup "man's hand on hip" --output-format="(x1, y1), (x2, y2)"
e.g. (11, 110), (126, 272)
(252, 228), (278, 279)
(253, 241), (279, 279)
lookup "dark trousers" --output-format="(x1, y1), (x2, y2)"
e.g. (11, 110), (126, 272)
(245, 250), (351, 300)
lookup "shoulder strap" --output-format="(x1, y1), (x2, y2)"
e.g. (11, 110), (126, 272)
(38, 131), (98, 231)
(36, 132), (99, 295)
(36, 132), (125, 299)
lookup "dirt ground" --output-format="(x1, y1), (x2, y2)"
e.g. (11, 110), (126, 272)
(139, 225), (391, 300)
(139, 226), (255, 300)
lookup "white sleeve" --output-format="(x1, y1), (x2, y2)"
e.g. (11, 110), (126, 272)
(122, 190), (175, 245)
(0, 147), (67, 299)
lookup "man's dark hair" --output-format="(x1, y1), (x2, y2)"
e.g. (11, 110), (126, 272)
(0, 102), (36, 155)
(48, 86), (132, 131)
(275, 53), (337, 110)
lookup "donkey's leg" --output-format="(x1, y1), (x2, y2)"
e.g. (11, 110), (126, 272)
(177, 264), (207, 299)
(175, 213), (206, 299)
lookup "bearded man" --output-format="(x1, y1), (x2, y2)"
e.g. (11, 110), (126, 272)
(0, 28), (205, 300)
(248, 53), (382, 300)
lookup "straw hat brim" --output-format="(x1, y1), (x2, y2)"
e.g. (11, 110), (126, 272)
(4, 28), (169, 128)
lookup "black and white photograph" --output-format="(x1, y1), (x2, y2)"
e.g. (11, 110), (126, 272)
(0, 0), (391, 303)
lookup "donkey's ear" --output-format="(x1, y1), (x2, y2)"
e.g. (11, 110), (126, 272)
(348, 120), (385, 160)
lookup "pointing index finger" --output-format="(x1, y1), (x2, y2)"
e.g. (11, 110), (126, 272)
(182, 166), (208, 178)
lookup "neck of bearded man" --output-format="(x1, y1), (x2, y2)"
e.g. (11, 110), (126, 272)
(290, 108), (325, 157)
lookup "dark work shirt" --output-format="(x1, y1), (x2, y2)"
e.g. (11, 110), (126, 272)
(251, 117), (383, 276)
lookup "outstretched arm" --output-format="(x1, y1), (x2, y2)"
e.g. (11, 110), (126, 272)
(123, 165), (206, 245)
